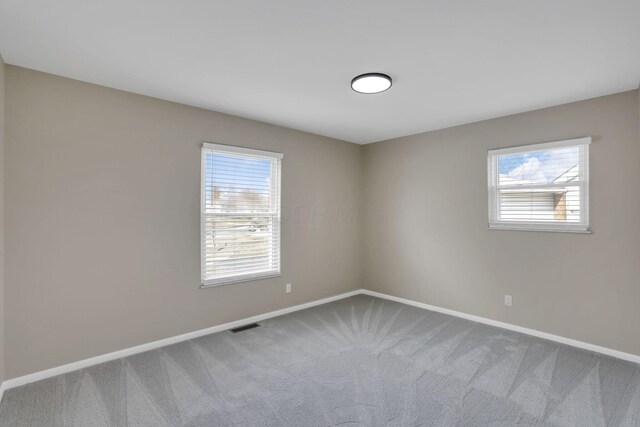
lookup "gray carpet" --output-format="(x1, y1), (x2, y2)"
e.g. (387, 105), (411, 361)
(1, 295), (639, 426)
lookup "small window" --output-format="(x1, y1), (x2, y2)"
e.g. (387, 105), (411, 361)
(487, 137), (590, 233)
(201, 143), (282, 287)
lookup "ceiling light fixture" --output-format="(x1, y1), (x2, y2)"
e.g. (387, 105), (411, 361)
(351, 73), (392, 94)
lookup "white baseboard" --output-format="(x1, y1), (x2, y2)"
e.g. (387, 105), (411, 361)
(0, 381), (7, 403)
(0, 289), (362, 394)
(361, 289), (640, 364)
(2, 287), (638, 399)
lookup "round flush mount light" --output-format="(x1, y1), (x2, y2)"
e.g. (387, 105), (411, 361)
(351, 73), (392, 94)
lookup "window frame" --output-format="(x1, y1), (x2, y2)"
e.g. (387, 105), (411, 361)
(487, 137), (591, 233)
(200, 142), (283, 288)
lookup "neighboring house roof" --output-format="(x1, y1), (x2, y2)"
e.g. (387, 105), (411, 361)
(553, 164), (579, 183)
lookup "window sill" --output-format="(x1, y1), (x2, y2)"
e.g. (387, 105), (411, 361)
(488, 224), (591, 234)
(200, 272), (281, 289)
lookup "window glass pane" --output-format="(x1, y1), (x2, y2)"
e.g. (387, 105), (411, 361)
(498, 186), (581, 223)
(203, 214), (277, 280)
(497, 146), (580, 185)
(205, 152), (273, 214)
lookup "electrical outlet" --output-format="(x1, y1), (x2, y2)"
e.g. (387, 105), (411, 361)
(286, 283), (292, 294)
(504, 295), (512, 307)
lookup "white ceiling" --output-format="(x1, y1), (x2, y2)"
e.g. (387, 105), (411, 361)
(1, 1), (639, 144)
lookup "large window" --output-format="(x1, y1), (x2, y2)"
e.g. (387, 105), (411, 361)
(488, 137), (590, 233)
(201, 143), (282, 287)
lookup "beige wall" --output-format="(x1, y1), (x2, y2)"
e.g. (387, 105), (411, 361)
(363, 90), (640, 356)
(4, 66), (363, 378)
(0, 54), (5, 383)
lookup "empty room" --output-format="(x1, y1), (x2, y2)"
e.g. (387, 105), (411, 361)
(0, 0), (639, 426)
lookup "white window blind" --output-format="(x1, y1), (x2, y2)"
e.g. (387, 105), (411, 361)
(487, 137), (590, 233)
(201, 143), (282, 287)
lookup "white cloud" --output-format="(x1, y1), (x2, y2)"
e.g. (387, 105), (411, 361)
(508, 157), (545, 181)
